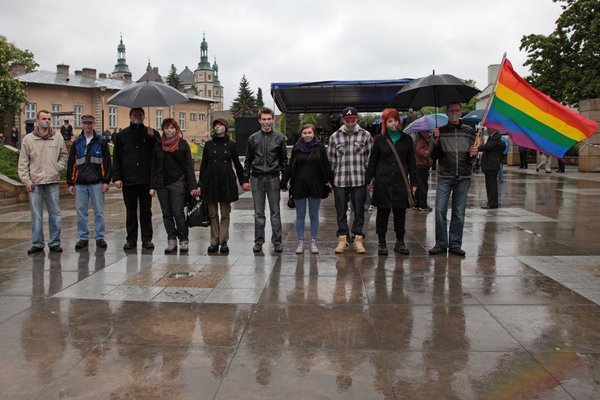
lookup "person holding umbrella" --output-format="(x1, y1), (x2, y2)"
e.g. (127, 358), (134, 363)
(112, 108), (161, 251)
(428, 102), (478, 256)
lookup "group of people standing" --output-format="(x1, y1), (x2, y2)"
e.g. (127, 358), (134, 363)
(18, 103), (494, 258)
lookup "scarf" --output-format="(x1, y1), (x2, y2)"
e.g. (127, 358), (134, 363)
(32, 127), (54, 140)
(294, 137), (319, 153)
(388, 130), (401, 144)
(161, 133), (181, 153)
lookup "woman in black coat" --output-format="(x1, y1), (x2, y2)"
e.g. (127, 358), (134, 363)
(281, 123), (333, 254)
(150, 118), (198, 254)
(478, 128), (505, 209)
(366, 108), (417, 256)
(199, 118), (247, 254)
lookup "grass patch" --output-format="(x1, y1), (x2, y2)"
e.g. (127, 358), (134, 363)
(0, 146), (19, 181)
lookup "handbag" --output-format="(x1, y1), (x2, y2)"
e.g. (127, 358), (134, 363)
(187, 195), (210, 227)
(287, 195), (295, 209)
(385, 138), (416, 208)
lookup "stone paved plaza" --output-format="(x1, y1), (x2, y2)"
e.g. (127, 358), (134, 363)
(0, 166), (599, 399)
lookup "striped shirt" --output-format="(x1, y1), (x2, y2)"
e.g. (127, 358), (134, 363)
(328, 127), (372, 187)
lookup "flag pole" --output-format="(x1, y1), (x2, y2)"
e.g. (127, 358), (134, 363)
(476, 52), (507, 145)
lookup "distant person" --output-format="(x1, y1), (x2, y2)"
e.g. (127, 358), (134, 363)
(10, 126), (19, 147)
(102, 129), (112, 143)
(518, 146), (529, 169)
(328, 107), (372, 254)
(428, 102), (478, 257)
(281, 123), (333, 254)
(150, 118), (197, 254)
(478, 128), (505, 209)
(18, 110), (68, 254)
(60, 119), (73, 141)
(66, 115), (112, 250)
(498, 134), (510, 183)
(199, 118), (248, 254)
(243, 107), (288, 253)
(366, 108), (416, 256)
(536, 151), (552, 173)
(557, 158), (566, 173)
(112, 108), (161, 250)
(414, 130), (433, 211)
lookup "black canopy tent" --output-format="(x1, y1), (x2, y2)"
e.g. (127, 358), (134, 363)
(270, 79), (413, 113)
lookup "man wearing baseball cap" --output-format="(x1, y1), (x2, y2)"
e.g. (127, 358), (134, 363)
(327, 107), (373, 254)
(66, 114), (112, 250)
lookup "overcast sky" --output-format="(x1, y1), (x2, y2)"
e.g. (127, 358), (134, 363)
(2, 0), (562, 113)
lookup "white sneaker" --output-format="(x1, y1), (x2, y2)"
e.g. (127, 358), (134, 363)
(295, 240), (304, 254)
(310, 239), (319, 254)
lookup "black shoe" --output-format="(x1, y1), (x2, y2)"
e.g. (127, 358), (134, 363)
(377, 243), (388, 256)
(27, 246), (44, 255)
(96, 239), (107, 248)
(252, 244), (262, 252)
(428, 246), (447, 255)
(142, 241), (154, 249)
(75, 240), (89, 250)
(220, 242), (229, 253)
(449, 247), (466, 256)
(207, 244), (219, 253)
(123, 242), (136, 250)
(394, 242), (410, 255)
(481, 205), (498, 209)
(274, 243), (284, 252)
(49, 245), (63, 253)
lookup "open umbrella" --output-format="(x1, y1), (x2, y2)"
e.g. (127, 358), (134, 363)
(393, 73), (480, 110)
(403, 113), (448, 133)
(106, 80), (189, 108)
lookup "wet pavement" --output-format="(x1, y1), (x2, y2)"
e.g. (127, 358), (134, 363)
(0, 166), (598, 399)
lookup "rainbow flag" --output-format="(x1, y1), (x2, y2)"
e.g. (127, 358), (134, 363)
(482, 58), (598, 158)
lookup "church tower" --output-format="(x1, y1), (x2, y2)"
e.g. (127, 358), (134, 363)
(212, 58), (224, 111)
(194, 33), (215, 98)
(112, 35), (132, 81)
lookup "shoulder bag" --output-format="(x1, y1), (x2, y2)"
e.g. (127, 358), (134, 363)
(385, 138), (416, 208)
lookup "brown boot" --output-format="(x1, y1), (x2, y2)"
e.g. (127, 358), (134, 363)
(353, 235), (366, 254)
(335, 235), (349, 254)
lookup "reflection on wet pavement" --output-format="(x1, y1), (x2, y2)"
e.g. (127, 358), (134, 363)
(0, 168), (598, 399)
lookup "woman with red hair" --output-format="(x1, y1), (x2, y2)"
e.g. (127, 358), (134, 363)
(366, 108), (416, 256)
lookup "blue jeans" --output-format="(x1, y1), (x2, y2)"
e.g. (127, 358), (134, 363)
(75, 183), (105, 240)
(157, 180), (188, 245)
(29, 183), (61, 248)
(295, 197), (321, 240)
(434, 177), (471, 249)
(250, 175), (282, 245)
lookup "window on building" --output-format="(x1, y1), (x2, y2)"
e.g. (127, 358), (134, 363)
(74, 105), (82, 127)
(190, 113), (197, 121)
(179, 112), (186, 130)
(199, 91), (204, 96)
(109, 107), (118, 128)
(25, 103), (36, 121)
(208, 74), (211, 80)
(199, 113), (206, 121)
(51, 104), (62, 127)
(156, 109), (163, 129)
(208, 90), (212, 97)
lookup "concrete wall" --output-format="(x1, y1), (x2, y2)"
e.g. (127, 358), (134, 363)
(578, 99), (600, 172)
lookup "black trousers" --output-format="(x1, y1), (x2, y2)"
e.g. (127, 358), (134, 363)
(122, 184), (153, 243)
(334, 186), (366, 237)
(519, 150), (528, 168)
(376, 207), (406, 244)
(483, 170), (499, 207)
(415, 167), (430, 208)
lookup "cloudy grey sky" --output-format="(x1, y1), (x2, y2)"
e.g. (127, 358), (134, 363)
(2, 0), (562, 112)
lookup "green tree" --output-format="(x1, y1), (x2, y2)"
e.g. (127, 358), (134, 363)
(0, 36), (38, 118)
(230, 75), (257, 117)
(520, 0), (600, 105)
(256, 87), (264, 109)
(166, 64), (181, 89)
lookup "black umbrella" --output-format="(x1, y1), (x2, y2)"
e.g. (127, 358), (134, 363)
(107, 80), (189, 108)
(393, 73), (480, 109)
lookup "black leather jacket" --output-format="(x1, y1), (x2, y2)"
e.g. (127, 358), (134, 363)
(244, 130), (288, 179)
(431, 122), (476, 179)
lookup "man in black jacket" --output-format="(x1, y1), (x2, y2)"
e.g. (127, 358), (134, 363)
(67, 115), (112, 250)
(478, 129), (505, 209)
(243, 107), (288, 253)
(428, 103), (478, 257)
(112, 108), (160, 250)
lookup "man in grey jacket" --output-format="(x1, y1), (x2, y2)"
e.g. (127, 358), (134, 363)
(243, 107), (288, 253)
(18, 110), (68, 254)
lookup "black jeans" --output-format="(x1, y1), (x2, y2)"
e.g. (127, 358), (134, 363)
(334, 186), (366, 237)
(122, 184), (153, 243)
(157, 180), (188, 244)
(415, 167), (430, 208)
(376, 207), (406, 244)
(519, 150), (528, 168)
(483, 170), (499, 207)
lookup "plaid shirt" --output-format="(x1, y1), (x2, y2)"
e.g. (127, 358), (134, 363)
(328, 127), (372, 187)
